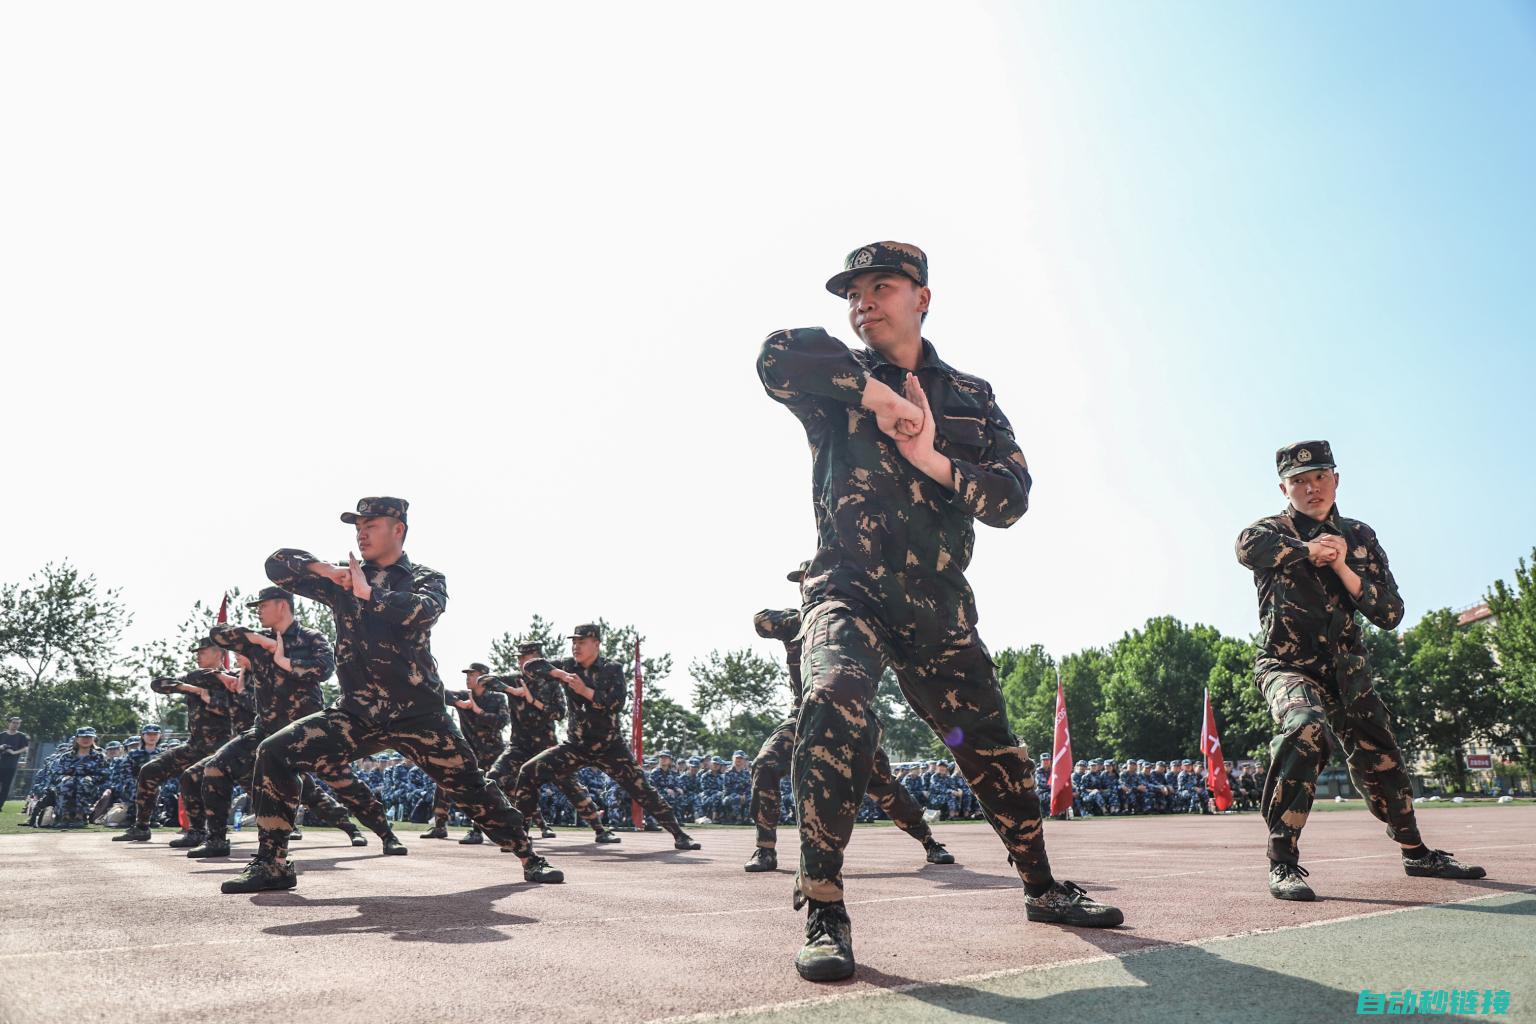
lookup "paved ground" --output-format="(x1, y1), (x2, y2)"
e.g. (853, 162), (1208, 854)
(0, 807), (1531, 1024)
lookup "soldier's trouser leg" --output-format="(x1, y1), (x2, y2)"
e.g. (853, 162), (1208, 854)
(200, 731), (262, 837)
(1320, 683), (1421, 850)
(1259, 670), (1387, 864)
(57, 778), (90, 821)
(865, 746), (934, 845)
(299, 775), (358, 833)
(431, 789), (451, 827)
(892, 631), (1051, 889)
(593, 742), (685, 836)
(134, 746), (203, 827)
(751, 718), (796, 848)
(179, 759), (210, 827)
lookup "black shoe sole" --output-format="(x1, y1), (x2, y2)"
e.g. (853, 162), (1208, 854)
(1268, 887), (1316, 902)
(382, 846), (409, 856)
(220, 875), (297, 895)
(795, 954), (856, 982)
(525, 871), (566, 884)
(1026, 906), (1126, 927)
(188, 847), (232, 859)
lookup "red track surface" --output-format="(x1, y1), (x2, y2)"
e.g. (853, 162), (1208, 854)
(0, 807), (1530, 1023)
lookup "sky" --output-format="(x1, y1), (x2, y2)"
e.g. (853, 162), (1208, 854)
(2, 2), (1533, 706)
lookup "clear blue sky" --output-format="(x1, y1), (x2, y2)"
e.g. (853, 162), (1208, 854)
(2, 2), (1532, 700)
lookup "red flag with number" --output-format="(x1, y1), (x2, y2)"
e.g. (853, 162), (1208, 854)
(1049, 670), (1074, 816)
(631, 638), (644, 829)
(1201, 688), (1233, 812)
(216, 593), (230, 668)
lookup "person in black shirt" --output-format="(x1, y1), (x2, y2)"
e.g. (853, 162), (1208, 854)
(0, 717), (28, 813)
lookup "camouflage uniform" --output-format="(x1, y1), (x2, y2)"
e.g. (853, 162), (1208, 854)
(253, 531), (536, 862)
(758, 318), (1052, 904)
(1236, 449), (1417, 865)
(720, 756), (752, 824)
(135, 667), (234, 828)
(202, 619), (387, 843)
(433, 681), (510, 829)
(482, 661), (606, 834)
(697, 760), (723, 820)
(52, 738), (109, 824)
(509, 647), (690, 842)
(749, 604), (934, 852)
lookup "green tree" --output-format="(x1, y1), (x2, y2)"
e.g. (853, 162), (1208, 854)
(690, 647), (786, 755)
(639, 693), (709, 758)
(1096, 617), (1220, 761)
(1204, 634), (1270, 762)
(1389, 609), (1508, 791)
(0, 562), (144, 742)
(995, 644), (1055, 755)
(1488, 550), (1536, 773)
(487, 614), (565, 673)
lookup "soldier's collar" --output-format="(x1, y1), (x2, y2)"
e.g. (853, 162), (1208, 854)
(863, 338), (956, 378)
(364, 551), (415, 574)
(1285, 503), (1342, 538)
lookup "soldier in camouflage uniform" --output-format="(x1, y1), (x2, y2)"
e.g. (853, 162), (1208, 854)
(482, 642), (607, 841)
(758, 241), (1122, 980)
(720, 751), (752, 824)
(1236, 440), (1485, 901)
(696, 757), (723, 821)
(746, 575), (953, 874)
(423, 661), (511, 844)
(510, 623), (700, 851)
(649, 752), (686, 819)
(223, 497), (561, 893)
(189, 588), (391, 859)
(51, 727), (109, 827)
(677, 757), (701, 821)
(113, 639), (234, 842)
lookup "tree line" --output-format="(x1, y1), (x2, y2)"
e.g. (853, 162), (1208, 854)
(4, 550), (1535, 791)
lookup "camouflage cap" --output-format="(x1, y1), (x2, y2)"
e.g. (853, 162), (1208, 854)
(686, 757), (700, 766)
(786, 560), (811, 584)
(75, 726), (97, 738)
(462, 662), (490, 675)
(567, 623), (601, 641)
(141, 723), (162, 734)
(732, 750), (747, 759)
(825, 241), (929, 298)
(711, 756), (726, 764)
(246, 585), (294, 609)
(341, 496), (409, 525)
(190, 636), (217, 653)
(104, 741), (122, 750)
(657, 750), (674, 759)
(517, 641), (545, 655)
(1276, 440), (1335, 478)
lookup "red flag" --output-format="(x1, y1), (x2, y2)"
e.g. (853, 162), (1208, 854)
(216, 593), (230, 669)
(1201, 688), (1234, 812)
(1048, 670), (1074, 817)
(631, 637), (644, 829)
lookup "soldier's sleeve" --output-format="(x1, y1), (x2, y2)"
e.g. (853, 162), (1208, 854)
(285, 630), (335, 682)
(1348, 523), (1405, 630)
(1235, 517), (1312, 571)
(752, 608), (802, 643)
(757, 328), (868, 407)
(478, 674), (509, 693)
(490, 693), (511, 735)
(149, 676), (185, 695)
(587, 663), (626, 712)
(544, 676), (568, 720)
(364, 566), (447, 630)
(266, 548), (347, 605)
(210, 623), (261, 656)
(178, 669), (221, 689)
(946, 392), (1031, 529)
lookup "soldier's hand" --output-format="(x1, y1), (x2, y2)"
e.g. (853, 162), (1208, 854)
(310, 561), (351, 587)
(862, 375), (924, 440)
(1306, 537), (1342, 565)
(894, 374), (940, 461)
(247, 630), (278, 652)
(348, 552), (373, 600)
(196, 688), (212, 705)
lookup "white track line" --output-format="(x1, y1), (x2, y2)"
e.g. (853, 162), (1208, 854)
(644, 884), (1536, 1024)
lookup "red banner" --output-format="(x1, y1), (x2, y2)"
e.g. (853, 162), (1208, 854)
(631, 637), (644, 829)
(1466, 754), (1493, 770)
(1201, 688), (1234, 812)
(216, 593), (230, 668)
(1049, 671), (1074, 817)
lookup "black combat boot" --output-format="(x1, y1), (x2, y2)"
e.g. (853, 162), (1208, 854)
(112, 824), (152, 842)
(221, 855), (297, 894)
(744, 847), (777, 873)
(168, 828), (207, 849)
(795, 899), (855, 982)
